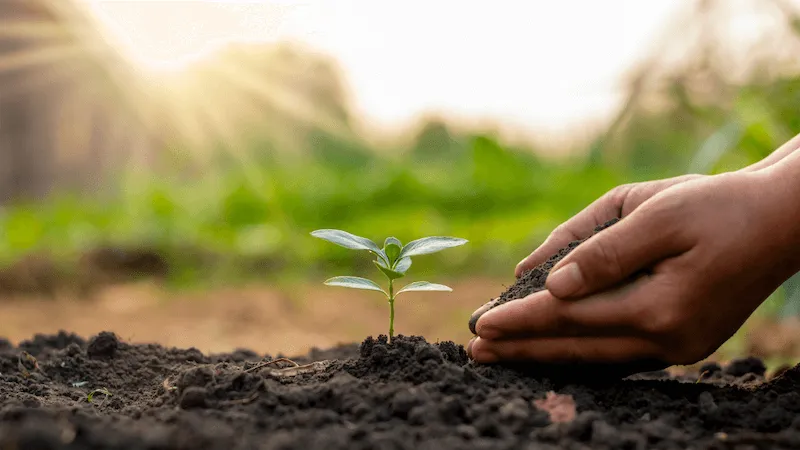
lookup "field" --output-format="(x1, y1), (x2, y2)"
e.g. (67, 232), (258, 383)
(4, 0), (800, 448)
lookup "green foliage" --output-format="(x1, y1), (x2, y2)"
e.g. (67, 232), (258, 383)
(0, 131), (625, 284)
(312, 229), (467, 339)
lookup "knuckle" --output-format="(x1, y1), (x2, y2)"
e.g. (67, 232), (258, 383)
(550, 224), (572, 241)
(640, 308), (682, 336)
(606, 184), (635, 209)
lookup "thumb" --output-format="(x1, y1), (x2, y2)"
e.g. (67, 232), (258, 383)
(545, 210), (690, 299)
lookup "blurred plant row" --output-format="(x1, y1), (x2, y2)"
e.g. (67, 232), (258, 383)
(0, 127), (629, 285)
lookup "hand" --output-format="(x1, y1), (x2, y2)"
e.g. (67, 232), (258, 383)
(468, 171), (800, 366)
(514, 174), (705, 277)
(468, 174), (705, 329)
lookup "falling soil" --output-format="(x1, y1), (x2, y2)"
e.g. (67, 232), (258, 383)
(2, 330), (800, 449)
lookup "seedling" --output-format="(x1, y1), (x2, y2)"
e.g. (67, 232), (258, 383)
(87, 387), (112, 403)
(17, 351), (39, 378)
(311, 229), (467, 340)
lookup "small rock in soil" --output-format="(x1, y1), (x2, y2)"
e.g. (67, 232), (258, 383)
(179, 386), (208, 409)
(699, 362), (722, 375)
(86, 331), (119, 359)
(177, 366), (216, 392)
(724, 356), (767, 377)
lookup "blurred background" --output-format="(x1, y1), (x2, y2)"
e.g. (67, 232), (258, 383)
(2, 0), (800, 367)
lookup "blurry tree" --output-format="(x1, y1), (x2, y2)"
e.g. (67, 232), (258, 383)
(595, 0), (800, 177)
(410, 119), (463, 162)
(0, 0), (356, 204)
(0, 0), (158, 202)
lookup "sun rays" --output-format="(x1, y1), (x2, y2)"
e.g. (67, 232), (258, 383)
(0, 0), (352, 195)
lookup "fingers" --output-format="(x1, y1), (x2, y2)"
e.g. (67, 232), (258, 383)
(468, 297), (500, 334)
(474, 285), (641, 340)
(545, 203), (692, 299)
(516, 176), (703, 278)
(468, 335), (661, 364)
(514, 187), (633, 277)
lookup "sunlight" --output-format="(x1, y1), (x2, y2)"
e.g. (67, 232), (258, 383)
(79, 1), (262, 74)
(75, 0), (691, 141)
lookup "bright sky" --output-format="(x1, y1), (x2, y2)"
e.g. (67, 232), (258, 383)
(81, 1), (701, 139)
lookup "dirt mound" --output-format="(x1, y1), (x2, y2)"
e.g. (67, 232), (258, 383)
(1, 331), (799, 449)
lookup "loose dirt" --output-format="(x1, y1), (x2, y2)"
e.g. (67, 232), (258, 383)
(469, 218), (619, 334)
(1, 331), (799, 449)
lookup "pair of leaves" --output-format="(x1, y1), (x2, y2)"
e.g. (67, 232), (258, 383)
(311, 229), (467, 265)
(311, 229), (467, 296)
(375, 258), (411, 280)
(323, 276), (452, 296)
(376, 236), (410, 280)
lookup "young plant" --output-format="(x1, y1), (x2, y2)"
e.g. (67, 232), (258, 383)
(87, 387), (112, 403)
(311, 229), (467, 340)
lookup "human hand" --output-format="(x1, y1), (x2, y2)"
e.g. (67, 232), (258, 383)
(468, 174), (704, 331)
(514, 174), (705, 277)
(469, 171), (800, 366)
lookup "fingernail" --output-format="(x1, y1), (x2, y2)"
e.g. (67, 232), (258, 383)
(469, 298), (500, 334)
(470, 338), (498, 364)
(466, 337), (476, 358)
(546, 262), (583, 297)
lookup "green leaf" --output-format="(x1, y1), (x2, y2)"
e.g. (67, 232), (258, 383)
(374, 261), (405, 280)
(324, 276), (387, 296)
(397, 281), (452, 294)
(385, 237), (402, 248)
(384, 237), (402, 263)
(373, 249), (391, 267)
(311, 229), (382, 253)
(398, 236), (468, 258)
(394, 257), (412, 274)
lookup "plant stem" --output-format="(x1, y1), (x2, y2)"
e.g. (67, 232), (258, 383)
(388, 278), (395, 342)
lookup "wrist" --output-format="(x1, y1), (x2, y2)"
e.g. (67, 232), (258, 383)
(739, 133), (800, 173)
(750, 154), (800, 274)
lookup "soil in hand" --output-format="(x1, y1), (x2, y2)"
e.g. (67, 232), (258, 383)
(469, 218), (619, 334)
(2, 331), (800, 449)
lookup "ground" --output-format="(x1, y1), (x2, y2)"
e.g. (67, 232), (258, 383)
(2, 331), (800, 449)
(1, 280), (799, 364)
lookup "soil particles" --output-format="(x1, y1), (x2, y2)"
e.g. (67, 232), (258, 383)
(1, 330), (800, 449)
(469, 217), (619, 334)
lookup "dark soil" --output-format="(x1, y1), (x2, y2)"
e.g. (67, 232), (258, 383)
(2, 330), (800, 449)
(469, 218), (619, 335)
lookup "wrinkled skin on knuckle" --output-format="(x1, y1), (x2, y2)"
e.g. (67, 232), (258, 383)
(635, 279), (691, 336)
(605, 184), (635, 216)
(640, 308), (681, 337)
(548, 223), (578, 244)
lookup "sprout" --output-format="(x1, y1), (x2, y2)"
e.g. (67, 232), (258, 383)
(87, 387), (112, 403)
(311, 229), (467, 340)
